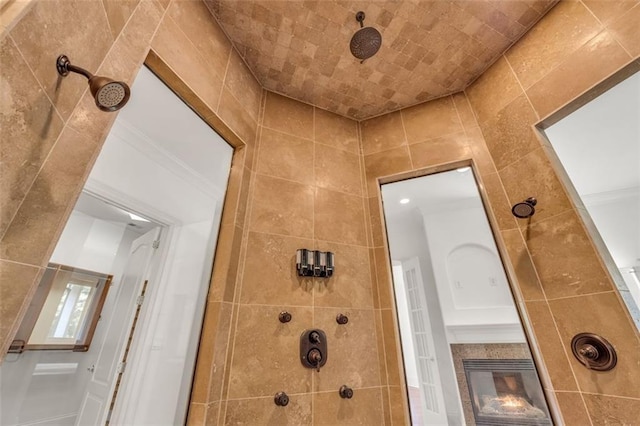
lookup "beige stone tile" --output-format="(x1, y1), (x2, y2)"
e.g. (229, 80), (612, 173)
(186, 402), (206, 426)
(115, 0), (166, 65)
(205, 401), (220, 426)
(480, 173), (519, 231)
(526, 210), (614, 299)
(380, 309), (402, 386)
(224, 51), (262, 122)
(313, 387), (383, 425)
(101, 0), (140, 39)
(227, 305), (313, 398)
(369, 197), (385, 248)
(314, 108), (359, 154)
(313, 242), (373, 309)
(374, 310), (387, 386)
(9, 0), (114, 120)
(248, 174), (314, 238)
(608, 4), (640, 57)
(370, 250), (381, 310)
(208, 224), (241, 303)
(263, 92), (314, 139)
(0, 260), (42, 352)
(152, 15), (223, 114)
(409, 131), (472, 170)
(499, 148), (573, 225)
(1, 126), (100, 266)
(363, 147), (412, 197)
(380, 386), (392, 425)
(207, 302), (234, 403)
(315, 145), (362, 196)
(524, 301), (579, 391)
(549, 292), (640, 399)
(583, 393), (640, 425)
(239, 231), (313, 306)
(465, 56), (523, 124)
(220, 154), (245, 228)
(314, 188), (367, 247)
(0, 36), (64, 236)
(554, 392), (591, 425)
(452, 92), (478, 130)
(402, 97), (463, 144)
(313, 308), (380, 391)
(191, 301), (222, 403)
(526, 30), (631, 120)
(582, 0), (639, 25)
(360, 112), (406, 155)
(466, 126), (497, 176)
(500, 229), (545, 300)
(388, 385), (409, 425)
(505, 1), (604, 89)
(374, 247), (394, 310)
(480, 95), (541, 171)
(216, 88), (258, 146)
(257, 128), (313, 185)
(224, 394), (312, 425)
(168, 0), (232, 82)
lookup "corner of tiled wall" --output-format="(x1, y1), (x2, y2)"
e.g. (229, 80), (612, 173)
(463, 1), (640, 423)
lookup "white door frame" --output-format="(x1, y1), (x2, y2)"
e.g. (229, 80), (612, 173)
(81, 183), (176, 425)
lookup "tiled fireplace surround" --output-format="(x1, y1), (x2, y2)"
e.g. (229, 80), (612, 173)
(1, 1), (639, 424)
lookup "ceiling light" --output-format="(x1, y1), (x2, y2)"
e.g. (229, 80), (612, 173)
(457, 167), (471, 173)
(350, 11), (382, 63)
(399, 198), (410, 204)
(129, 212), (150, 222)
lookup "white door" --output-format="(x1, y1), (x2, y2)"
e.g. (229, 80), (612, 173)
(75, 227), (161, 426)
(402, 257), (448, 425)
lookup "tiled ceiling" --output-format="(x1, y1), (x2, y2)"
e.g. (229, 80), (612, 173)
(205, 0), (558, 120)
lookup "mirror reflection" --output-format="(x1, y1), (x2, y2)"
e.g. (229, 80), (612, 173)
(544, 71), (640, 330)
(18, 264), (112, 351)
(382, 168), (551, 425)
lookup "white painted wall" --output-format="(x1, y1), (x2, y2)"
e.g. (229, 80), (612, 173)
(386, 209), (464, 425)
(421, 202), (522, 334)
(0, 213), (138, 426)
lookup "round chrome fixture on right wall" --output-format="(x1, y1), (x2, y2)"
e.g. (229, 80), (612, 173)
(350, 11), (382, 63)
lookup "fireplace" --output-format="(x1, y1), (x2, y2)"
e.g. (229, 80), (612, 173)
(463, 359), (552, 426)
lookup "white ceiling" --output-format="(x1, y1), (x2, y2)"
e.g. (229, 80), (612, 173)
(382, 167), (479, 218)
(544, 71), (640, 197)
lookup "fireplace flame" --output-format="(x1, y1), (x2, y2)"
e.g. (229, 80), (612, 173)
(500, 395), (524, 408)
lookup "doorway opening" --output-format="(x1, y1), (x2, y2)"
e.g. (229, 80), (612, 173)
(1, 66), (233, 425)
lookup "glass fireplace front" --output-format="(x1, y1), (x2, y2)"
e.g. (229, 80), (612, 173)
(463, 359), (552, 426)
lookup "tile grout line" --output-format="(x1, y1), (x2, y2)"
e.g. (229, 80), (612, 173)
(503, 53), (541, 122)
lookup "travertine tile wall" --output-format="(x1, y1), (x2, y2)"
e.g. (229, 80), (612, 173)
(0, 6), (260, 426)
(362, 1), (640, 424)
(3, 1), (640, 425)
(206, 91), (388, 425)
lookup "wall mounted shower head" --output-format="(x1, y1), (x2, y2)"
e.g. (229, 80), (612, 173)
(56, 55), (130, 112)
(350, 11), (382, 63)
(512, 197), (537, 219)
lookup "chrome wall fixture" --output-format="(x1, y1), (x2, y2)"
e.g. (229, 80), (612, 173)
(296, 249), (334, 278)
(56, 54), (131, 112)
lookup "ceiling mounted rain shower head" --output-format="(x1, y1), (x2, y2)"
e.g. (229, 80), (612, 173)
(512, 197), (537, 219)
(56, 55), (130, 112)
(350, 11), (382, 63)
